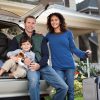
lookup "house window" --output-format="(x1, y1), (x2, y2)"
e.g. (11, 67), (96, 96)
(64, 0), (69, 7)
(79, 34), (98, 63)
(89, 41), (98, 63)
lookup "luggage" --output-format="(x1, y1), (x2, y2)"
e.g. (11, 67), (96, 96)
(97, 76), (100, 100)
(83, 77), (100, 100)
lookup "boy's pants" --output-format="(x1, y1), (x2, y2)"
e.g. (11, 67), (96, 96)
(2, 59), (26, 78)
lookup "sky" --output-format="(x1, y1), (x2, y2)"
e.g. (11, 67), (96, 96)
(75, 0), (84, 4)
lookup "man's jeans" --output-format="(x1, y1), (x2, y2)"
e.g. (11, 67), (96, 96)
(56, 69), (75, 100)
(27, 65), (68, 100)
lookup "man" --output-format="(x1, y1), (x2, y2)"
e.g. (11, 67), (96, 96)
(9, 15), (68, 100)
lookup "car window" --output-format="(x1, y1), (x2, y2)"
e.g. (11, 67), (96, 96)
(0, 20), (22, 61)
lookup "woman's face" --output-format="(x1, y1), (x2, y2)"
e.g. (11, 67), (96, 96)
(50, 15), (60, 30)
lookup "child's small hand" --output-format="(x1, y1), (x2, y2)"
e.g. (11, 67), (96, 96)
(24, 57), (31, 66)
(10, 56), (18, 62)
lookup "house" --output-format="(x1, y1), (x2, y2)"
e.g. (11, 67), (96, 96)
(77, 0), (100, 68)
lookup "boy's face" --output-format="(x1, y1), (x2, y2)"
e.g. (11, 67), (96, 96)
(21, 41), (32, 52)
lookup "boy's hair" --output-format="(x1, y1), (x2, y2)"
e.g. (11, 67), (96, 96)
(19, 36), (32, 47)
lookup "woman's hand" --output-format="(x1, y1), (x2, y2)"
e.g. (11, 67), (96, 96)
(29, 62), (40, 71)
(10, 56), (18, 62)
(85, 50), (92, 57)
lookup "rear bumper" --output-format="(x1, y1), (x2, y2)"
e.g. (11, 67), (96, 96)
(0, 79), (50, 98)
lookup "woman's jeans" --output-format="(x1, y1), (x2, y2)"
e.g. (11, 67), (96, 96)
(27, 65), (68, 100)
(56, 69), (75, 100)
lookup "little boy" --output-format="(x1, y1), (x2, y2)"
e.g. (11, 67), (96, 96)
(0, 36), (35, 78)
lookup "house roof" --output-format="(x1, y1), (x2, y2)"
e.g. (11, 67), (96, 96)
(77, 0), (98, 11)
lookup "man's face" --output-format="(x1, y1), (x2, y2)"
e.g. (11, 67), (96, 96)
(24, 18), (36, 34)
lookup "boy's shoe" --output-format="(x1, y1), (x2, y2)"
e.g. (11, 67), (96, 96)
(0, 73), (10, 79)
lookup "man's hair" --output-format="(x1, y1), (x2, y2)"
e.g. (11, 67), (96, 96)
(24, 15), (36, 23)
(19, 35), (32, 47)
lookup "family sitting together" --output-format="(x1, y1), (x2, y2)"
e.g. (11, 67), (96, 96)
(0, 13), (91, 100)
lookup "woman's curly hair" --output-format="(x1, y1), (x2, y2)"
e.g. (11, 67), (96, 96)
(47, 12), (67, 33)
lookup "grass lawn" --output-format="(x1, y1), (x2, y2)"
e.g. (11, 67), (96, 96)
(75, 96), (83, 100)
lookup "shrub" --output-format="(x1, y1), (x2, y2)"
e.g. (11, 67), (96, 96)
(74, 80), (83, 97)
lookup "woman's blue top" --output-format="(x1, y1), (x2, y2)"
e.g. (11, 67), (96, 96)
(45, 30), (87, 70)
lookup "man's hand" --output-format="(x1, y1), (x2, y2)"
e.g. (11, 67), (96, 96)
(29, 62), (40, 71)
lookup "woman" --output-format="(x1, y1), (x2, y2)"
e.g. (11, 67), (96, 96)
(45, 12), (91, 100)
